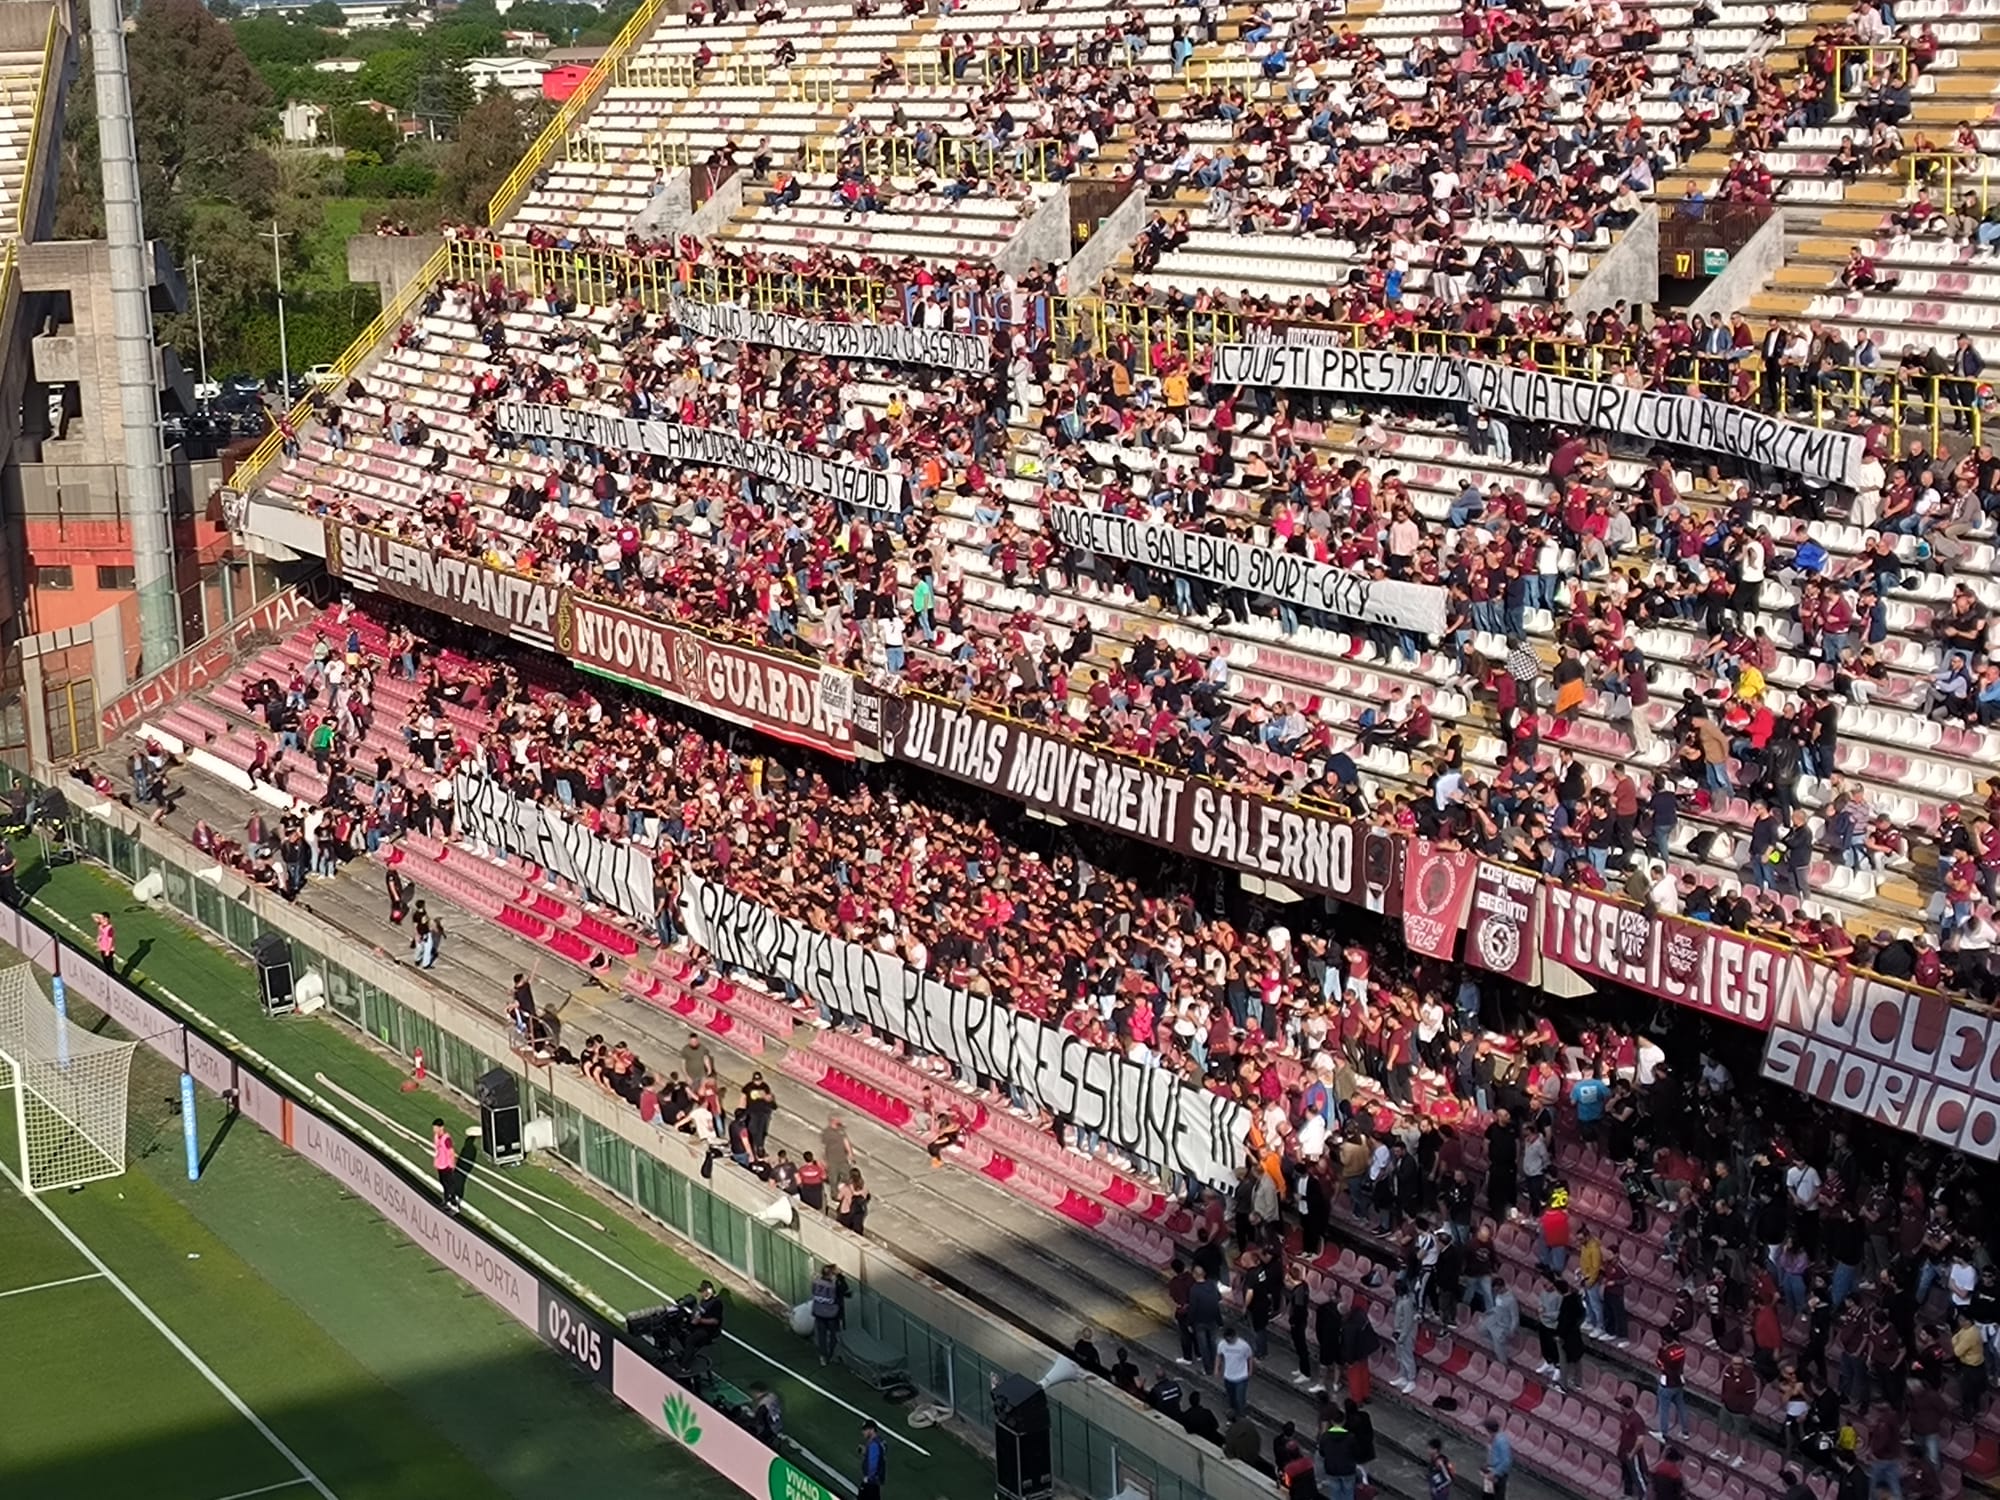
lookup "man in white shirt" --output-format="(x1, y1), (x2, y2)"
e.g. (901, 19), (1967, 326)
(1215, 1327), (1256, 1416)
(1646, 863), (1682, 916)
(1786, 1160), (1821, 1218)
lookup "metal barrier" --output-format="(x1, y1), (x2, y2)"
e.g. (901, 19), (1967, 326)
(787, 68), (839, 103)
(620, 52), (770, 90)
(1904, 151), (1993, 213)
(1832, 43), (1908, 106)
(243, 236), (1988, 501)
(563, 131), (609, 166)
(802, 133), (1061, 181)
(618, 52), (700, 89)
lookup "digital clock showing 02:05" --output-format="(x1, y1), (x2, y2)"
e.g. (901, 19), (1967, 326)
(538, 1282), (614, 1389)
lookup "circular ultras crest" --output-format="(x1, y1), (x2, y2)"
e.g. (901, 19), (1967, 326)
(1476, 914), (1519, 973)
(1416, 858), (1456, 915)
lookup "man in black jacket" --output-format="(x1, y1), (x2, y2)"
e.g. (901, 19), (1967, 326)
(1319, 1404), (1358, 1500)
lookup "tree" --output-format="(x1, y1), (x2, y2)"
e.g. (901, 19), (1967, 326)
(355, 46), (424, 108)
(51, 66), (103, 240)
(233, 13), (337, 68)
(333, 103), (400, 161)
(302, 0), (346, 24)
(127, 0), (274, 206)
(437, 92), (528, 221)
(412, 62), (473, 125)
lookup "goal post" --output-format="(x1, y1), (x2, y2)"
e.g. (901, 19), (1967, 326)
(0, 965), (138, 1193)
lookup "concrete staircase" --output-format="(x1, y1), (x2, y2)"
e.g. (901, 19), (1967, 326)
(1664, 8), (2000, 322)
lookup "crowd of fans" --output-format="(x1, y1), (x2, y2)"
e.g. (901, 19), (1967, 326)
(282, 239), (2000, 1002)
(139, 0), (2000, 1492)
(121, 593), (2000, 1500)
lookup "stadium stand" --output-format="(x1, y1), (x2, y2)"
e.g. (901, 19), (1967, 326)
(105, 593), (2000, 1500)
(245, 242), (2000, 966)
(0, 40), (44, 240)
(129, 0), (2000, 1495)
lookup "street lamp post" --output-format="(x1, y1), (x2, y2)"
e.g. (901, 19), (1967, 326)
(263, 219), (290, 403)
(189, 253), (209, 395)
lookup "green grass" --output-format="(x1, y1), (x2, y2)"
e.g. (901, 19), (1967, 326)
(298, 198), (384, 295)
(8, 836), (991, 1500)
(0, 974), (712, 1500)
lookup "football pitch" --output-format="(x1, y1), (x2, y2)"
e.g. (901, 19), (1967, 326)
(0, 1134), (338, 1500)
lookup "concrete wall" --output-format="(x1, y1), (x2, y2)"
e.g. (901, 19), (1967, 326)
(684, 168), (745, 241)
(1059, 182), (1148, 296)
(630, 168), (693, 237)
(64, 793), (1282, 1500)
(19, 240), (180, 472)
(1691, 208), (1791, 318)
(345, 233), (446, 306)
(0, 0), (54, 51)
(996, 185), (1072, 278)
(18, 597), (126, 765)
(1571, 205), (1659, 316)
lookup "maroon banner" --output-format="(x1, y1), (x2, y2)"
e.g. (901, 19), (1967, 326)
(327, 520), (563, 650)
(867, 689), (1403, 910)
(1401, 840), (1475, 959)
(101, 581), (327, 741)
(1465, 860), (1540, 982)
(1763, 974), (2000, 1160)
(1539, 885), (1792, 1030)
(560, 596), (857, 759)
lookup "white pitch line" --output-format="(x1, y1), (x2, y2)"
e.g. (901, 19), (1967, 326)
(0, 1270), (106, 1300)
(314, 1067), (930, 1456)
(0, 1161), (340, 1500)
(309, 1073), (609, 1230)
(209, 1480), (315, 1500)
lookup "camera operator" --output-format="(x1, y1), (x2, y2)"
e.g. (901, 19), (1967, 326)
(684, 1279), (726, 1356)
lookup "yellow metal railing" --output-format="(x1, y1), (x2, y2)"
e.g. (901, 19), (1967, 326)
(787, 68), (839, 103)
(1905, 150), (1992, 212)
(647, 136), (695, 168)
(563, 131), (608, 166)
(1185, 57), (1260, 87)
(965, 43), (1039, 81)
(231, 241), (454, 497)
(619, 52), (700, 89)
(437, 242), (1992, 456)
(245, 238), (1989, 504)
(487, 0), (677, 226)
(803, 133), (1062, 181)
(14, 7), (58, 240)
(612, 52), (769, 90)
(1832, 43), (1908, 106)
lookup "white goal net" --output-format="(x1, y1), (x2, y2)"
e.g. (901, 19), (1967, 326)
(0, 965), (138, 1192)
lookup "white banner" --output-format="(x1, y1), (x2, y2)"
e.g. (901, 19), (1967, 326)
(451, 769), (657, 924)
(1047, 501), (1449, 635)
(677, 873), (1250, 1186)
(494, 400), (904, 512)
(1210, 344), (1863, 487)
(671, 297), (991, 375)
